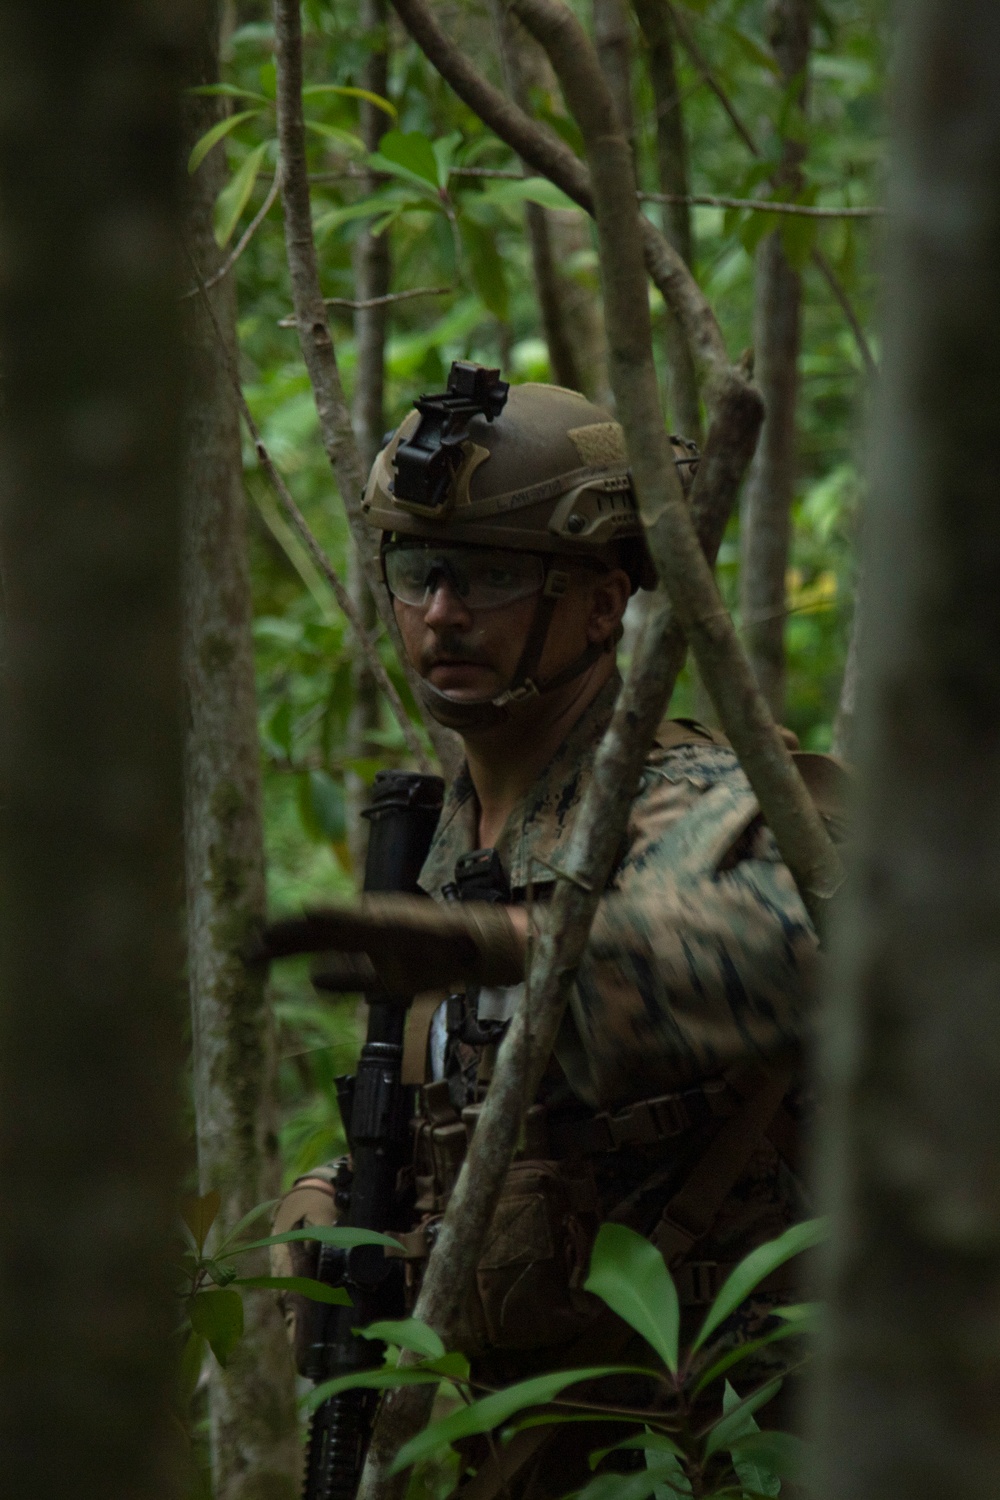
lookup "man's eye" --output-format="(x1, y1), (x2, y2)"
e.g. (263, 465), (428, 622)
(485, 567), (517, 586)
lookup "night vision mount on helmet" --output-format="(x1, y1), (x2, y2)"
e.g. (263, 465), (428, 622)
(364, 360), (698, 731)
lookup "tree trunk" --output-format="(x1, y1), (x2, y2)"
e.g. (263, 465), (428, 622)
(739, 0), (809, 719)
(632, 0), (701, 443)
(347, 0), (390, 876)
(592, 0), (635, 155)
(813, 3), (1000, 1495)
(0, 3), (198, 1497)
(182, 12), (300, 1498)
(491, 0), (610, 402)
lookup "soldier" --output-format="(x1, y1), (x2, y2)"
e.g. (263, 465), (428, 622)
(273, 362), (824, 1494)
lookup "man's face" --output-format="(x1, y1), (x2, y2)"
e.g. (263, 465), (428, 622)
(388, 542), (630, 706)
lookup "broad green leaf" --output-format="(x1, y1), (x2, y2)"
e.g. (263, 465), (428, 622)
(718, 23), (781, 75)
(190, 1289), (244, 1368)
(302, 83), (398, 119)
(202, 1257), (237, 1287)
(691, 1320), (806, 1398)
(424, 1351), (472, 1380)
(232, 1225), (402, 1255)
(357, 1318), (445, 1359)
(506, 1411), (645, 1438)
(780, 209), (817, 271)
(375, 129), (440, 188)
(460, 218), (509, 322)
(214, 1198), (279, 1254)
(189, 83), (272, 105)
(313, 192), (426, 240)
(391, 1366), (643, 1473)
(181, 1190), (221, 1253)
(535, 103), (584, 158)
(589, 1431), (685, 1469)
(692, 1218), (827, 1352)
(474, 176), (578, 213)
(739, 209), (778, 256)
(304, 120), (366, 155)
(704, 1379), (783, 1458)
(583, 1224), (679, 1374)
(177, 1330), (207, 1408)
(729, 1430), (807, 1486)
(299, 767), (345, 841)
(214, 141), (270, 247)
(188, 110), (261, 174)
(432, 131), (463, 189)
(303, 1365), (445, 1415)
(774, 1301), (821, 1328)
(233, 1275), (351, 1305)
(575, 1462), (682, 1500)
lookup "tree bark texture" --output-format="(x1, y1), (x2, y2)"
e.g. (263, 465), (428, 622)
(348, 0), (391, 875)
(739, 0), (809, 720)
(182, 16), (300, 1499)
(813, 5), (1000, 1495)
(632, 0), (701, 442)
(592, 0), (636, 155)
(0, 3), (199, 1497)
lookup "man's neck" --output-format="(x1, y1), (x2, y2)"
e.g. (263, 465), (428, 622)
(462, 655), (617, 849)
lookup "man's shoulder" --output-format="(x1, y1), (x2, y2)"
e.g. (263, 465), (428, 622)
(637, 719), (741, 796)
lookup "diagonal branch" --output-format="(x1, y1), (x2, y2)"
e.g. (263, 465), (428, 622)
(272, 0), (461, 778)
(186, 243), (433, 773)
(509, 0), (842, 928)
(388, 0), (732, 400)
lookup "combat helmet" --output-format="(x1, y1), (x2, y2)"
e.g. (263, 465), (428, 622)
(364, 360), (698, 730)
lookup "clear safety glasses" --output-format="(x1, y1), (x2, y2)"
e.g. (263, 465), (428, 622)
(383, 543), (546, 612)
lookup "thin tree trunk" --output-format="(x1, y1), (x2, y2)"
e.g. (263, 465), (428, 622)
(632, 0), (701, 442)
(347, 0), (390, 875)
(491, 0), (608, 401)
(831, 577), (860, 760)
(592, 0), (636, 154)
(182, 12), (300, 1499)
(739, 0), (810, 721)
(813, 6), (1000, 1494)
(0, 3), (198, 1497)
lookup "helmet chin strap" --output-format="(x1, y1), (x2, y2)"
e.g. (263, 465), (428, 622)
(416, 561), (615, 733)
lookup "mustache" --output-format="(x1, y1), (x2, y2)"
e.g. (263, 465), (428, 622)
(419, 631), (492, 673)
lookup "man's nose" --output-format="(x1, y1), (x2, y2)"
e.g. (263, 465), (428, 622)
(423, 575), (472, 627)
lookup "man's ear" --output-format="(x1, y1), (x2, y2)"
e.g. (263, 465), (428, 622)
(586, 568), (632, 644)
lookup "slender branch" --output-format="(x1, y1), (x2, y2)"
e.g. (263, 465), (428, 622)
(388, 0), (732, 399)
(642, 191), (884, 218)
(186, 245), (433, 773)
(276, 285), (450, 325)
(665, 0), (879, 379)
(272, 0), (461, 778)
(509, 0), (842, 928)
(179, 168), (281, 301)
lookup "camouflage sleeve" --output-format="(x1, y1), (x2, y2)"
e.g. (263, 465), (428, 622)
(566, 744), (817, 1109)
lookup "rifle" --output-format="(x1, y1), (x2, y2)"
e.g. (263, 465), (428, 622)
(290, 770), (444, 1500)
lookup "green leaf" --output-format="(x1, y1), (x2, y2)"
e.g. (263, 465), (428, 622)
(303, 1365), (445, 1415)
(780, 209), (817, 271)
(304, 120), (366, 155)
(357, 1318), (445, 1359)
(535, 103), (585, 158)
(177, 1329), (207, 1408)
(189, 83), (273, 105)
(718, 23), (782, 75)
(310, 768), (345, 840)
(190, 1289), (244, 1368)
(214, 1198), (280, 1255)
(691, 1320), (807, 1398)
(739, 210), (778, 256)
(214, 141), (270, 247)
(460, 218), (509, 322)
(589, 1431), (685, 1470)
(302, 83), (398, 119)
(473, 177), (578, 213)
(391, 1366), (640, 1473)
(181, 1190), (221, 1253)
(375, 129), (440, 188)
(774, 1301), (821, 1328)
(232, 1275), (351, 1305)
(703, 1379), (783, 1458)
(583, 1224), (679, 1374)
(232, 1225), (403, 1255)
(692, 1218), (827, 1353)
(313, 192), (427, 240)
(432, 130), (463, 189)
(189, 110), (262, 174)
(729, 1430), (807, 1486)
(574, 1465), (681, 1500)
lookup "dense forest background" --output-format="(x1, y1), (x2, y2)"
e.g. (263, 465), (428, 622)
(208, 0), (886, 1186)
